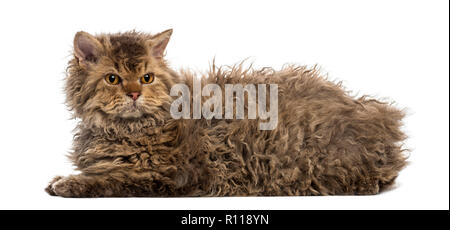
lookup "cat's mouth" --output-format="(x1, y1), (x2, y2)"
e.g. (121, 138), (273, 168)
(118, 102), (144, 119)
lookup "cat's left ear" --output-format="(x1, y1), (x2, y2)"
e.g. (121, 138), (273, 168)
(147, 29), (173, 58)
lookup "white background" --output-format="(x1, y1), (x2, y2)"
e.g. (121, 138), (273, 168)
(0, 0), (448, 210)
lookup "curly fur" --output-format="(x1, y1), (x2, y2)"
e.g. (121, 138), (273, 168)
(46, 30), (408, 197)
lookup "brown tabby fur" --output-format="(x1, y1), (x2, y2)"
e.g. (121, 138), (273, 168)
(46, 29), (407, 197)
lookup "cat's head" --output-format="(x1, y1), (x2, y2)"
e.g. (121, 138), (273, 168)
(66, 29), (179, 128)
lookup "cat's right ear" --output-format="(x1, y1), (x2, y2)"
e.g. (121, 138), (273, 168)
(74, 31), (103, 65)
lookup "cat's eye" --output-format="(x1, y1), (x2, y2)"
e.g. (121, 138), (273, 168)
(105, 74), (121, 85)
(140, 73), (155, 84)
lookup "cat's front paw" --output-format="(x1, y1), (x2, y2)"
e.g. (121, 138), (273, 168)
(45, 176), (63, 196)
(46, 176), (88, 198)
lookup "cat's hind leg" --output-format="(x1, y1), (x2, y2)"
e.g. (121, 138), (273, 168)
(324, 100), (407, 195)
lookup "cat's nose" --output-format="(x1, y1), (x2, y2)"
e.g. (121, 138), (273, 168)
(127, 92), (141, 101)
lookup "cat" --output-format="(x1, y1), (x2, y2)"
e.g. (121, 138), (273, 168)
(46, 29), (407, 197)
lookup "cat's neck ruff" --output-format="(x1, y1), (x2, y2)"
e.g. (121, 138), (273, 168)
(80, 110), (176, 139)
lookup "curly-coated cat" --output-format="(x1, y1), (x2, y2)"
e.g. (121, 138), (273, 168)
(46, 29), (407, 197)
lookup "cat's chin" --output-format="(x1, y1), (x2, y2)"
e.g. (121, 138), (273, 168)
(119, 110), (144, 119)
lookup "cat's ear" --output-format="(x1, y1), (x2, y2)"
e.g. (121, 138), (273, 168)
(147, 29), (173, 58)
(74, 31), (103, 64)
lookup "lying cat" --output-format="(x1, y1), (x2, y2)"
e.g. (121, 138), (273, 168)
(46, 29), (407, 197)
